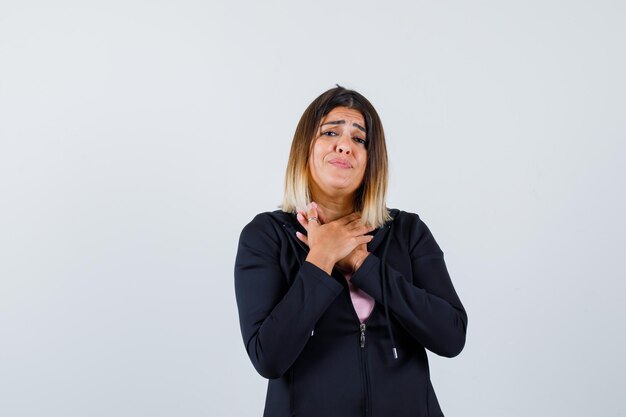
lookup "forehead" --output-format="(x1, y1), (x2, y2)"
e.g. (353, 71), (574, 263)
(321, 107), (365, 125)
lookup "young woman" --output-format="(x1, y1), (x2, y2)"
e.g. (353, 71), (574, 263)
(234, 86), (468, 417)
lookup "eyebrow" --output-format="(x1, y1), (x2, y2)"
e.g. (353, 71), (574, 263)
(321, 120), (366, 133)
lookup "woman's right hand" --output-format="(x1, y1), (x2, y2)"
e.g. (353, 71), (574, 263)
(296, 203), (374, 275)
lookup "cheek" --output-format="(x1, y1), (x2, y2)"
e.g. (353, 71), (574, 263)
(311, 148), (323, 169)
(357, 153), (368, 175)
(309, 145), (325, 176)
(312, 142), (330, 164)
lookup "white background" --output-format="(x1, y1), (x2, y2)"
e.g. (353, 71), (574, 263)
(1, 1), (625, 416)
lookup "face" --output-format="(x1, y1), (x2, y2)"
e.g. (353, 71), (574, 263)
(308, 106), (368, 198)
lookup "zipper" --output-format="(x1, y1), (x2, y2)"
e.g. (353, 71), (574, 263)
(340, 276), (374, 417)
(359, 322), (371, 417)
(277, 213), (393, 417)
(360, 324), (366, 348)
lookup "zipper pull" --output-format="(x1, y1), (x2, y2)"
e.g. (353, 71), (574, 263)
(360, 323), (366, 348)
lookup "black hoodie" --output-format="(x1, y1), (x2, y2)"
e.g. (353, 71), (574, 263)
(234, 208), (467, 417)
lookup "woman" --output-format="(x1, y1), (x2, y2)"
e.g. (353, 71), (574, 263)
(234, 86), (467, 417)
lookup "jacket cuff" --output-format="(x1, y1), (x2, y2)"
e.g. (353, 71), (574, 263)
(302, 261), (344, 294)
(349, 254), (383, 300)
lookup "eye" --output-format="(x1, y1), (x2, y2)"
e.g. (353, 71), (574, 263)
(353, 137), (366, 145)
(322, 131), (337, 137)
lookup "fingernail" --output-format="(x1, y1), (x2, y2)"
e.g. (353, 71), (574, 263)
(311, 202), (318, 209)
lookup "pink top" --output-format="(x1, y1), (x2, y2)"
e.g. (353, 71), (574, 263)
(343, 272), (375, 323)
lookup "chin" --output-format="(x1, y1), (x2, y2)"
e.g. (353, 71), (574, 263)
(321, 181), (359, 195)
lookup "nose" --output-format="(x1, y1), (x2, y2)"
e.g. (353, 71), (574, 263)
(335, 133), (352, 155)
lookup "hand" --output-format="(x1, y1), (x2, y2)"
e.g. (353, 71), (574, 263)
(336, 243), (370, 274)
(295, 202), (374, 275)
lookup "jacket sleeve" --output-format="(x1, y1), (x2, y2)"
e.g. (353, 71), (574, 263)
(350, 214), (468, 358)
(234, 213), (344, 379)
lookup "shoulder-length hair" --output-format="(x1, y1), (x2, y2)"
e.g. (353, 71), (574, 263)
(281, 86), (391, 228)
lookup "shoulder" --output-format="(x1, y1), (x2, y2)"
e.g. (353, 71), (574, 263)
(243, 209), (295, 230)
(239, 209), (295, 243)
(388, 208), (440, 251)
(387, 208), (423, 233)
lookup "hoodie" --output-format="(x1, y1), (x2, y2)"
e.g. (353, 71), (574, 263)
(234, 208), (467, 417)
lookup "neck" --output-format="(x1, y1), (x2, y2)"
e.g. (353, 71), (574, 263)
(309, 184), (355, 223)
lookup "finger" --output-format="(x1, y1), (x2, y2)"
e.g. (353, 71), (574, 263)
(346, 219), (366, 231)
(295, 231), (309, 246)
(296, 212), (309, 231)
(306, 205), (320, 228)
(346, 214), (367, 225)
(350, 226), (375, 238)
(313, 204), (327, 224)
(356, 242), (368, 251)
(355, 235), (375, 246)
(347, 220), (376, 236)
(347, 218), (372, 233)
(336, 212), (361, 225)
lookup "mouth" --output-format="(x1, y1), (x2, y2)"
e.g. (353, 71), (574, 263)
(328, 158), (352, 169)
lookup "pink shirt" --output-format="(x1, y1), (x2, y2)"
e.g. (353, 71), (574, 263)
(343, 272), (375, 323)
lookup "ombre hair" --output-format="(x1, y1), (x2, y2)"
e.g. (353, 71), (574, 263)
(281, 86), (391, 228)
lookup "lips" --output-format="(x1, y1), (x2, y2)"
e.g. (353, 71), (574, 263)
(328, 158), (352, 169)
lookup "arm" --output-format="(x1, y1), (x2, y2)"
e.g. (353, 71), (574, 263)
(234, 214), (344, 379)
(350, 215), (468, 357)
